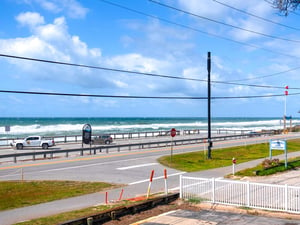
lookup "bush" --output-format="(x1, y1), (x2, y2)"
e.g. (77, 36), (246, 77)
(261, 158), (279, 169)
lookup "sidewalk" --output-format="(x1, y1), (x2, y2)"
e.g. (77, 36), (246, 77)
(1, 151), (300, 225)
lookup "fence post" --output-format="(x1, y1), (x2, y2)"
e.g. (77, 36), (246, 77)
(179, 175), (183, 199)
(212, 178), (215, 203)
(247, 181), (250, 207)
(285, 184), (288, 211)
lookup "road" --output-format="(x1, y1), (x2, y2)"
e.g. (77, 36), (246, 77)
(1, 133), (299, 187)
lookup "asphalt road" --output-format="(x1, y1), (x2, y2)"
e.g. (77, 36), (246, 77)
(1, 133), (300, 188)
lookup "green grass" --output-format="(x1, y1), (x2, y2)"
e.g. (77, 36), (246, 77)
(236, 157), (300, 176)
(158, 139), (300, 172)
(0, 180), (120, 211)
(15, 204), (113, 225)
(14, 197), (158, 225)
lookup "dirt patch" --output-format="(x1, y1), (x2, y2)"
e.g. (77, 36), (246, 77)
(103, 200), (199, 225)
(102, 200), (300, 225)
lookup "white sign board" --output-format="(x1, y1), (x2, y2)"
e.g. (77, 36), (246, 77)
(269, 139), (287, 168)
(270, 140), (286, 150)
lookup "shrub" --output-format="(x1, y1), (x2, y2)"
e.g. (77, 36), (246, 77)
(261, 158), (279, 169)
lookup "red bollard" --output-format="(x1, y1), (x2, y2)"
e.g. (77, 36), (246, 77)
(147, 170), (155, 199)
(118, 189), (124, 201)
(105, 192), (108, 204)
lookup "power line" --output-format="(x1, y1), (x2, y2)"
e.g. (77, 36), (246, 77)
(149, 0), (300, 43)
(98, 0), (300, 60)
(0, 53), (203, 82)
(97, 0), (300, 83)
(2, 53), (299, 90)
(213, 0), (300, 31)
(226, 65), (300, 82)
(0, 89), (298, 99)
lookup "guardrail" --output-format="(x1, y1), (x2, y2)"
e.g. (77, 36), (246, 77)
(0, 132), (272, 163)
(0, 129), (253, 146)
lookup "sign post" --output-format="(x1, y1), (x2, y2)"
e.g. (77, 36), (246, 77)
(269, 139), (287, 168)
(232, 158), (236, 175)
(170, 128), (176, 165)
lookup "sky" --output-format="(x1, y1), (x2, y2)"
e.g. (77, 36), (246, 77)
(0, 0), (300, 118)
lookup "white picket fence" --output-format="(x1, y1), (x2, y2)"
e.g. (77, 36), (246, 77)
(180, 176), (300, 213)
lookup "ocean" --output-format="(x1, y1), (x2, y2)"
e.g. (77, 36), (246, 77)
(0, 117), (299, 138)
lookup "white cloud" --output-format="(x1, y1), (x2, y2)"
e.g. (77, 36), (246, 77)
(16, 12), (45, 28)
(106, 53), (166, 73)
(22, 0), (88, 19)
(35, 17), (68, 42)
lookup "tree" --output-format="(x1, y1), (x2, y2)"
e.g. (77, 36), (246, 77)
(272, 0), (300, 15)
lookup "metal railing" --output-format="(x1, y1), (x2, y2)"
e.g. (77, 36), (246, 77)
(180, 176), (300, 213)
(0, 132), (272, 163)
(0, 129), (253, 146)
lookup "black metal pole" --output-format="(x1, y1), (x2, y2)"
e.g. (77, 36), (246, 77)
(207, 52), (212, 159)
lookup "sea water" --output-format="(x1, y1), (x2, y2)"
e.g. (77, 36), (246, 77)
(0, 117), (298, 138)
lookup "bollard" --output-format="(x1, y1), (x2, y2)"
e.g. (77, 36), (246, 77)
(118, 189), (124, 201)
(105, 192), (108, 204)
(147, 170), (154, 199)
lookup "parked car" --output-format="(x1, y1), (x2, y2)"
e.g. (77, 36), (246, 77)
(90, 135), (113, 145)
(248, 131), (260, 137)
(10, 136), (55, 150)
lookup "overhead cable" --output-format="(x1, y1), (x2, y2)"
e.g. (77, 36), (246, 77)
(226, 65), (300, 82)
(149, 0), (300, 43)
(98, 0), (300, 59)
(212, 0), (300, 31)
(1, 53), (298, 90)
(0, 89), (298, 100)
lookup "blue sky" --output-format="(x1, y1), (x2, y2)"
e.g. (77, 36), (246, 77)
(0, 0), (299, 117)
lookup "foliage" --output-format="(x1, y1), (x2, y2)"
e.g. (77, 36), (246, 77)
(0, 181), (118, 211)
(236, 157), (300, 176)
(272, 0), (300, 15)
(15, 205), (114, 225)
(261, 158), (279, 169)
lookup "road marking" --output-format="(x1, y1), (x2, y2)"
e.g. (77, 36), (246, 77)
(129, 172), (186, 185)
(117, 163), (158, 170)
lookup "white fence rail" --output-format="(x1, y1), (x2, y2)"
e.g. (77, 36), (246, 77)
(180, 176), (300, 213)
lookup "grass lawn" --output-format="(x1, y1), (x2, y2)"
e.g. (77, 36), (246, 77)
(0, 180), (120, 211)
(158, 139), (300, 172)
(15, 204), (113, 225)
(235, 157), (300, 176)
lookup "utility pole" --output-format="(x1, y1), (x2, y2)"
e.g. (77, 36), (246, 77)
(207, 52), (212, 159)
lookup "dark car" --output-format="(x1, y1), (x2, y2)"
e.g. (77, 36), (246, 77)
(91, 135), (113, 145)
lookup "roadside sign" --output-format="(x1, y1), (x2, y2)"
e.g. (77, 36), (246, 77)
(232, 158), (236, 164)
(269, 139), (287, 168)
(82, 124), (92, 145)
(170, 128), (176, 137)
(5, 125), (10, 132)
(270, 140), (286, 150)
